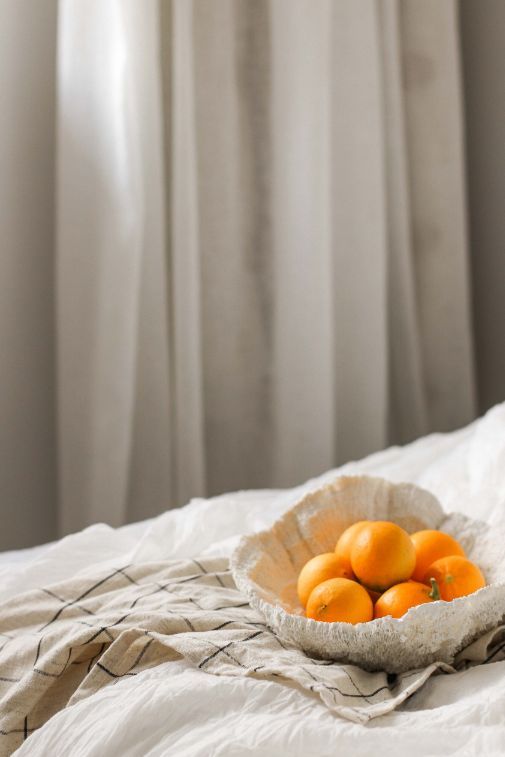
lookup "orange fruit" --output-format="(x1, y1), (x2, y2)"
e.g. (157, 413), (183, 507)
(410, 529), (465, 582)
(374, 580), (440, 619)
(297, 553), (353, 607)
(350, 521), (416, 592)
(334, 521), (368, 575)
(306, 577), (373, 624)
(424, 555), (485, 600)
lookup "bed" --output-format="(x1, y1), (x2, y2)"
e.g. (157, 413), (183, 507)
(2, 404), (505, 756)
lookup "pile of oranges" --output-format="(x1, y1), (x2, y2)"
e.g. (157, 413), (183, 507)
(297, 521), (486, 624)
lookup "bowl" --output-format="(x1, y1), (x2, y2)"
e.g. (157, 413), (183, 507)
(230, 475), (505, 672)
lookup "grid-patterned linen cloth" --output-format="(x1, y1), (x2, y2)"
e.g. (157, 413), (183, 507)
(1, 557), (504, 756)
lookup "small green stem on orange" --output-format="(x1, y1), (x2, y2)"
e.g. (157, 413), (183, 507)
(428, 577), (441, 601)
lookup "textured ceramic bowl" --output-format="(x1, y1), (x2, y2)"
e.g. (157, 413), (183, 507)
(231, 475), (505, 672)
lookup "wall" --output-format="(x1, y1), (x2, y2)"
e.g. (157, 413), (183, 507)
(0, 0), (58, 548)
(460, 0), (505, 413)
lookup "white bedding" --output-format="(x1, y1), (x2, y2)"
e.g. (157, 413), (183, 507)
(4, 404), (505, 756)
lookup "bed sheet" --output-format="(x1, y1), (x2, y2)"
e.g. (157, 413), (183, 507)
(4, 404), (505, 756)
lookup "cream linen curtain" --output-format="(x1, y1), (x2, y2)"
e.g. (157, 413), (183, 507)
(0, 0), (475, 543)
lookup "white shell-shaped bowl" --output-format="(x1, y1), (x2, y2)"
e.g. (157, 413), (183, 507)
(231, 476), (505, 672)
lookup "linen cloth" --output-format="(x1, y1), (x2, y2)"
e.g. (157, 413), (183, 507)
(1, 554), (505, 756)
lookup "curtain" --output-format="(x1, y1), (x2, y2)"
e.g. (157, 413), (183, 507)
(0, 0), (475, 545)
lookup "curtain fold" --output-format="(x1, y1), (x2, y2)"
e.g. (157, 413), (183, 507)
(0, 0), (476, 542)
(57, 0), (171, 532)
(169, 0), (207, 506)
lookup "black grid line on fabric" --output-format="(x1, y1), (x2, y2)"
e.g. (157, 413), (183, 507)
(129, 637), (154, 670)
(87, 643), (107, 673)
(186, 596), (205, 612)
(0, 724), (38, 737)
(143, 588), (207, 613)
(244, 621), (270, 630)
(76, 605), (96, 617)
(210, 620), (236, 632)
(299, 665), (320, 684)
(167, 573), (212, 586)
(198, 630), (263, 669)
(211, 602), (250, 612)
(128, 581), (181, 609)
(74, 565), (134, 601)
(339, 667), (374, 704)
(41, 588), (63, 601)
(0, 675), (20, 683)
(62, 646), (73, 673)
(324, 667), (430, 701)
(212, 573), (226, 588)
(192, 559), (207, 574)
(83, 613), (131, 645)
(296, 665), (369, 702)
(269, 632), (292, 652)
(34, 636), (43, 666)
(94, 635), (155, 681)
(129, 586), (160, 610)
(196, 638), (251, 670)
(484, 640), (505, 665)
(126, 561), (218, 597)
(117, 568), (138, 585)
(31, 644), (72, 678)
(319, 681), (391, 700)
(42, 589), (97, 619)
(132, 571), (229, 590)
(394, 669), (426, 687)
(33, 667), (59, 679)
(212, 645), (247, 669)
(166, 611), (196, 633)
(298, 662), (413, 703)
(38, 565), (133, 631)
(96, 661), (137, 679)
(75, 619), (114, 640)
(192, 559), (226, 588)
(127, 584), (197, 632)
(197, 640), (242, 670)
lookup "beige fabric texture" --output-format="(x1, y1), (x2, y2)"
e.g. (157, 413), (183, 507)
(1, 556), (504, 756)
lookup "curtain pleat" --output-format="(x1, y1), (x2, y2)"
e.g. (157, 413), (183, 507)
(330, 0), (389, 462)
(400, 0), (476, 429)
(57, 0), (170, 532)
(192, 0), (275, 493)
(379, 0), (428, 444)
(169, 0), (207, 505)
(269, 0), (336, 486)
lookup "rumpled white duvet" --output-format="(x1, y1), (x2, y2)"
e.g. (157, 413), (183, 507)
(3, 405), (505, 756)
